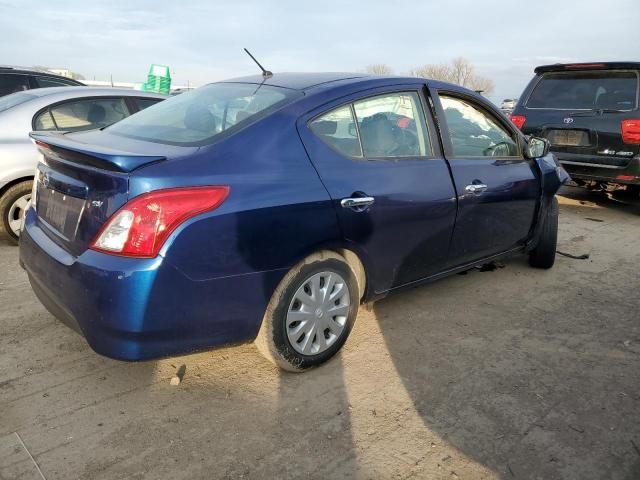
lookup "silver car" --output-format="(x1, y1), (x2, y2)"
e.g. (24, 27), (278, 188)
(0, 87), (165, 242)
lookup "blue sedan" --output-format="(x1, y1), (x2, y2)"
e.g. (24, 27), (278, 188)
(19, 73), (568, 371)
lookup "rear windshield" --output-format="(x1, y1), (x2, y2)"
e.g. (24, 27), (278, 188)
(526, 71), (639, 110)
(108, 83), (302, 146)
(0, 92), (36, 112)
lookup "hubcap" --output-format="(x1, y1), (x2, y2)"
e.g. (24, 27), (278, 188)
(7, 193), (31, 237)
(286, 271), (350, 356)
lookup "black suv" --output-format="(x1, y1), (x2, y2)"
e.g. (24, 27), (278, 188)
(510, 62), (640, 194)
(0, 66), (84, 97)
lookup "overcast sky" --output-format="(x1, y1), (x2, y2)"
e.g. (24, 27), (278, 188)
(1, 0), (638, 103)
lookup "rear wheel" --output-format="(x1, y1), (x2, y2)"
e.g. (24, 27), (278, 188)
(0, 180), (32, 245)
(255, 251), (359, 372)
(529, 196), (558, 269)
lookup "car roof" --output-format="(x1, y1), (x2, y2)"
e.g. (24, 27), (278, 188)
(534, 62), (640, 74)
(0, 66), (84, 82)
(23, 86), (167, 99)
(222, 72), (370, 90)
(220, 72), (452, 93)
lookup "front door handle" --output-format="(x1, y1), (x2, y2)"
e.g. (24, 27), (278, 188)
(340, 196), (375, 210)
(464, 183), (488, 194)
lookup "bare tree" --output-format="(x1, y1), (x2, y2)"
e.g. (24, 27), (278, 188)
(365, 64), (394, 75)
(410, 57), (494, 95)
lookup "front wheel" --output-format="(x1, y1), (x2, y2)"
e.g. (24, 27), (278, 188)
(255, 251), (359, 372)
(0, 180), (33, 245)
(529, 196), (558, 269)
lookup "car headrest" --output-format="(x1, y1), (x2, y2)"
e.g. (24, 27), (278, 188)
(235, 111), (251, 123)
(87, 104), (106, 124)
(184, 104), (216, 133)
(312, 120), (337, 135)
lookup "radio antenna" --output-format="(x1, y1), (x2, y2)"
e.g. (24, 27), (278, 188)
(244, 48), (273, 79)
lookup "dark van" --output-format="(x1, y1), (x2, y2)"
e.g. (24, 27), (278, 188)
(510, 62), (640, 195)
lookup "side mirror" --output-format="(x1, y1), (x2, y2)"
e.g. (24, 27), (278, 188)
(525, 137), (550, 159)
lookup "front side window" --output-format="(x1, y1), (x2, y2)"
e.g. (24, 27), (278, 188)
(108, 83), (302, 146)
(309, 105), (361, 157)
(526, 71), (638, 110)
(440, 95), (519, 158)
(354, 92), (431, 157)
(49, 98), (129, 131)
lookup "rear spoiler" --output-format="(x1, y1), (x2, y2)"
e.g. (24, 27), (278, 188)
(30, 132), (166, 173)
(534, 62), (640, 74)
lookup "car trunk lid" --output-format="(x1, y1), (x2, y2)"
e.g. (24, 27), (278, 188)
(29, 131), (193, 256)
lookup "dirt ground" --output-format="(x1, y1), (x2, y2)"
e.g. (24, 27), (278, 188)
(1, 186), (639, 480)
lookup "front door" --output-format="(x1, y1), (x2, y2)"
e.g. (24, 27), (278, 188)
(432, 90), (539, 267)
(298, 88), (457, 293)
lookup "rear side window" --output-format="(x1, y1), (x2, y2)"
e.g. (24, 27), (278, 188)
(34, 76), (78, 88)
(134, 97), (163, 111)
(34, 110), (56, 130)
(526, 71), (639, 110)
(310, 105), (362, 157)
(309, 91), (432, 159)
(440, 95), (519, 158)
(108, 83), (302, 146)
(0, 74), (29, 96)
(354, 92), (431, 157)
(47, 98), (129, 131)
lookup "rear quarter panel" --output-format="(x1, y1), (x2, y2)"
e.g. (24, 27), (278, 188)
(130, 107), (343, 281)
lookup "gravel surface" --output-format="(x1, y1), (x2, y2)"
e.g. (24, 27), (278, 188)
(1, 187), (639, 480)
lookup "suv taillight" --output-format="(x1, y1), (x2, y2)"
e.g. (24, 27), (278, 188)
(91, 186), (229, 258)
(621, 119), (640, 144)
(510, 114), (526, 130)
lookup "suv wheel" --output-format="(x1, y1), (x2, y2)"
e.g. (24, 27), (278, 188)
(255, 251), (359, 372)
(0, 180), (32, 244)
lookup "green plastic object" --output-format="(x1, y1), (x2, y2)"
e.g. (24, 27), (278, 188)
(142, 64), (171, 94)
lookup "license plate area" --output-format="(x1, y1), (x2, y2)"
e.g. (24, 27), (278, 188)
(37, 184), (86, 240)
(547, 129), (591, 147)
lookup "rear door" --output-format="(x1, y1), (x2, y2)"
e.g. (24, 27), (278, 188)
(431, 89), (539, 266)
(520, 70), (640, 169)
(298, 86), (457, 293)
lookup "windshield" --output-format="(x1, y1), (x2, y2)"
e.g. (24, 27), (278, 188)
(0, 92), (36, 112)
(108, 83), (302, 146)
(526, 71), (639, 110)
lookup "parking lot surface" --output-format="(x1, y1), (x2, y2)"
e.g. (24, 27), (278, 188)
(1, 187), (639, 480)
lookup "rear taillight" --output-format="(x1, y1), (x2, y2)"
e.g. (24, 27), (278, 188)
(621, 119), (640, 144)
(91, 186), (229, 258)
(510, 114), (526, 130)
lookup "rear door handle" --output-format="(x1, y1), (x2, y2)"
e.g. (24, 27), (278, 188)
(464, 184), (488, 194)
(340, 196), (375, 210)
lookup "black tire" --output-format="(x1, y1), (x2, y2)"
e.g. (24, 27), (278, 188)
(0, 180), (33, 245)
(255, 251), (359, 372)
(529, 196), (558, 269)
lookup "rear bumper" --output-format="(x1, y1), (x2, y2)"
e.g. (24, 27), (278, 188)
(557, 154), (640, 185)
(19, 210), (286, 360)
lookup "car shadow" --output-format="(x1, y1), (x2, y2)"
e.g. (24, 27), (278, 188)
(368, 250), (640, 479)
